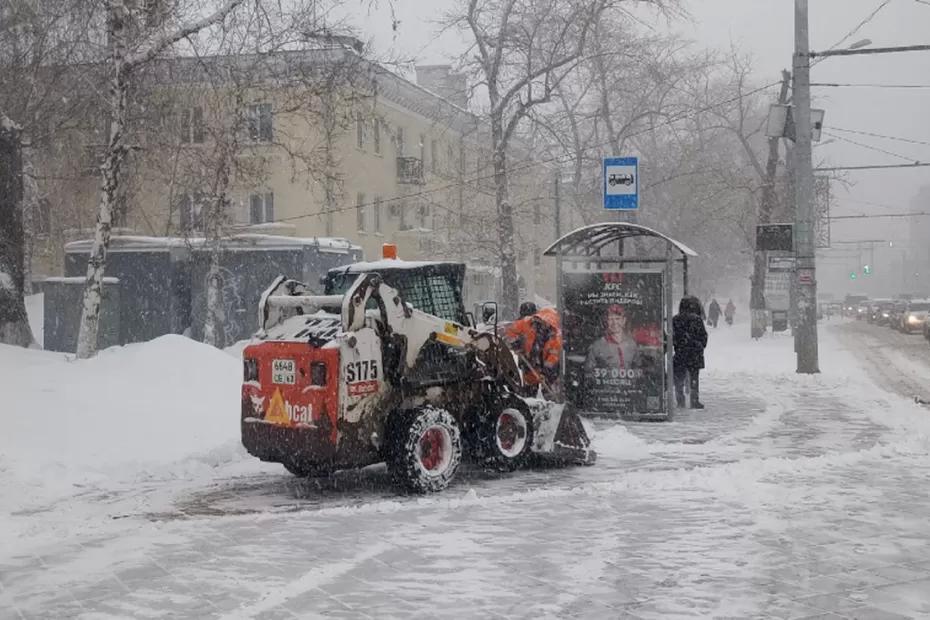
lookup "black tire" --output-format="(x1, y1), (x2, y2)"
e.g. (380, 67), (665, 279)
(479, 403), (534, 471)
(387, 407), (462, 493)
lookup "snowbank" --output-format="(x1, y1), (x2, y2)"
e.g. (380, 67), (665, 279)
(0, 335), (247, 510)
(25, 292), (43, 348)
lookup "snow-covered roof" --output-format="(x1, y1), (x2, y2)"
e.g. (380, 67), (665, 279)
(329, 258), (459, 272)
(43, 276), (119, 284)
(543, 223), (698, 258)
(65, 234), (361, 254)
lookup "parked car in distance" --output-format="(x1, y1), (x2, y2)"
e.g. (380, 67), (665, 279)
(856, 301), (871, 321)
(869, 299), (894, 325)
(888, 300), (908, 330)
(900, 300), (930, 334)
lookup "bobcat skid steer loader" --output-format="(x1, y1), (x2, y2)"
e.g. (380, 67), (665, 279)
(241, 258), (595, 493)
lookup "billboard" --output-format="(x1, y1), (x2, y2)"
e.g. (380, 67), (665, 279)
(562, 269), (665, 416)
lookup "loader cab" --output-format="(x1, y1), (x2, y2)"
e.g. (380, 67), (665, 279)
(324, 259), (469, 326)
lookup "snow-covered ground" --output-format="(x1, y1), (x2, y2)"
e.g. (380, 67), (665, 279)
(2, 319), (930, 619)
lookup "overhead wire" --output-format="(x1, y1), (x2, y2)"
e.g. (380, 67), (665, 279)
(812, 82), (930, 89)
(821, 130), (923, 163)
(828, 126), (930, 148)
(241, 79), (785, 228)
(824, 0), (893, 52)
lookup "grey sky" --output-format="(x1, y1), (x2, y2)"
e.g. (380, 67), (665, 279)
(346, 0), (930, 295)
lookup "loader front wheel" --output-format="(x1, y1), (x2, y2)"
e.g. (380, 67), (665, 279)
(481, 405), (534, 471)
(388, 407), (462, 493)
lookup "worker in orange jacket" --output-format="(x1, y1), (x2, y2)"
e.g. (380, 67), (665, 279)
(504, 302), (562, 389)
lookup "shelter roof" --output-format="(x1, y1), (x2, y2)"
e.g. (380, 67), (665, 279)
(543, 223), (697, 258)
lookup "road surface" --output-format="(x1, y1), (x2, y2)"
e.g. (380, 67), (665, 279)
(2, 322), (930, 619)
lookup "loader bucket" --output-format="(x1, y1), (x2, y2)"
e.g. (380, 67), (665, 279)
(527, 399), (596, 466)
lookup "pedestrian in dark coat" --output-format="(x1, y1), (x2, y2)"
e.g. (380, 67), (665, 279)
(673, 296), (708, 409)
(707, 298), (721, 328)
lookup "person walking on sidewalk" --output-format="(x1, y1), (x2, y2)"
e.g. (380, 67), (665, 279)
(724, 299), (736, 326)
(707, 298), (721, 328)
(673, 296), (708, 409)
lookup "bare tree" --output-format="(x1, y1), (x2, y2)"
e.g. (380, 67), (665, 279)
(0, 115), (34, 346)
(449, 0), (614, 317)
(75, 0), (247, 359)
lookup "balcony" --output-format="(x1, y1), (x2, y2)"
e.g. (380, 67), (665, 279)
(396, 157), (424, 185)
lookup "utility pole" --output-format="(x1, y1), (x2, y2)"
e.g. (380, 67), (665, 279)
(793, 0), (820, 373)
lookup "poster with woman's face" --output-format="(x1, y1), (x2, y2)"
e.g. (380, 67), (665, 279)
(562, 269), (665, 415)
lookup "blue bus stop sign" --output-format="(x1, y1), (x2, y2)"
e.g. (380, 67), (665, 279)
(604, 157), (638, 210)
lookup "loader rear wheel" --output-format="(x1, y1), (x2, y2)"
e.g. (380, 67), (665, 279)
(481, 405), (534, 471)
(388, 407), (462, 493)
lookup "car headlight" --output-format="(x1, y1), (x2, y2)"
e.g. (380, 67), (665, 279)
(882, 312), (889, 318)
(908, 315), (921, 324)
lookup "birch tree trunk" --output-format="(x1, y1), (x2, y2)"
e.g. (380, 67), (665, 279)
(75, 0), (245, 358)
(21, 156), (37, 295)
(75, 55), (131, 359)
(203, 148), (232, 349)
(0, 116), (35, 347)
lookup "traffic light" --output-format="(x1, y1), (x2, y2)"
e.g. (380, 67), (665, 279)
(850, 271), (857, 280)
(863, 264), (872, 275)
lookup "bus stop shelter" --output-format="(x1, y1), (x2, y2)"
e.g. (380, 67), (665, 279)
(544, 223), (697, 420)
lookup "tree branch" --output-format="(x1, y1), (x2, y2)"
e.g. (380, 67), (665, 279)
(127, 0), (247, 68)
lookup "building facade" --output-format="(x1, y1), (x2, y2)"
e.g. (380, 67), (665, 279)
(32, 47), (560, 306)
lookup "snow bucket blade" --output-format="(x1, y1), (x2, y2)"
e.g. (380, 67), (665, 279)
(527, 400), (597, 466)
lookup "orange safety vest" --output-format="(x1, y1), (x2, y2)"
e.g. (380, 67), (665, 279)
(504, 309), (562, 385)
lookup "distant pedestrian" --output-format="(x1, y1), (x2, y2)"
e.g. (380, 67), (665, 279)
(707, 298), (721, 328)
(673, 296), (708, 409)
(724, 299), (736, 326)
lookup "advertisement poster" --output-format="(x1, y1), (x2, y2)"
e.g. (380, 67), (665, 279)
(562, 269), (665, 416)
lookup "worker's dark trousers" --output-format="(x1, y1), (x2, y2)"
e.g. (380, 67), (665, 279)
(674, 366), (701, 407)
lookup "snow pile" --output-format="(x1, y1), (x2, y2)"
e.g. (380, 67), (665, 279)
(0, 335), (247, 511)
(24, 292), (43, 348)
(589, 422), (652, 460)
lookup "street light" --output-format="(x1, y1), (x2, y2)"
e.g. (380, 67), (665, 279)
(847, 39), (872, 50)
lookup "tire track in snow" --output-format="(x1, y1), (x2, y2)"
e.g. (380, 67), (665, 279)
(218, 542), (391, 619)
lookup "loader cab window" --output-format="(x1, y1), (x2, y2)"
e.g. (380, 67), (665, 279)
(394, 274), (463, 324)
(324, 267), (467, 325)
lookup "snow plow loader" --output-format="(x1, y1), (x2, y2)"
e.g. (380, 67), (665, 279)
(241, 257), (595, 493)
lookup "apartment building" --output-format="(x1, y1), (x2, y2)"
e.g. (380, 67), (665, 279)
(32, 47), (560, 302)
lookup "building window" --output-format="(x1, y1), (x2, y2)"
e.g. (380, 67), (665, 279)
(180, 106), (204, 144)
(447, 142), (455, 174)
(373, 119), (381, 155)
(419, 133), (426, 167)
(396, 126), (405, 156)
(399, 201), (411, 230)
(374, 196), (382, 233)
(179, 193), (204, 231)
(82, 145), (104, 177)
(34, 198), (51, 235)
(533, 203), (541, 225)
(356, 113), (365, 149)
(249, 192), (274, 224)
(325, 210), (334, 236)
(430, 139), (438, 174)
(356, 192), (366, 231)
(247, 103), (273, 142)
(418, 203), (429, 229)
(534, 248), (541, 266)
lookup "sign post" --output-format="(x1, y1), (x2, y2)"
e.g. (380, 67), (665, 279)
(604, 157), (639, 211)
